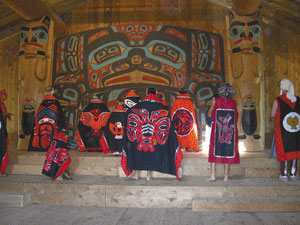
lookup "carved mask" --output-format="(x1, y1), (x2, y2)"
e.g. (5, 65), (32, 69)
(19, 16), (50, 59)
(229, 10), (261, 54)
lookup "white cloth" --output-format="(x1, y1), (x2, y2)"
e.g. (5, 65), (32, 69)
(280, 78), (296, 103)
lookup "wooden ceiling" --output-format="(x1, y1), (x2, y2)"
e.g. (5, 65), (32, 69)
(0, 0), (299, 41)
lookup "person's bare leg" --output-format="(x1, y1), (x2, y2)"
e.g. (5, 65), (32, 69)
(224, 164), (229, 181)
(291, 159), (297, 177)
(207, 163), (216, 181)
(146, 171), (152, 181)
(131, 170), (140, 180)
(285, 161), (288, 174)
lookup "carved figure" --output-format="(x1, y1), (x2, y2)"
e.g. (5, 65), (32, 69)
(228, 9), (263, 149)
(18, 16), (51, 148)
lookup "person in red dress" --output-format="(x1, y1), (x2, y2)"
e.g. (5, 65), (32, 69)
(207, 83), (239, 181)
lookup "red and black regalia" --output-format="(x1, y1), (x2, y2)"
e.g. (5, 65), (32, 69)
(171, 91), (199, 152)
(42, 133), (71, 180)
(208, 83), (239, 164)
(105, 103), (127, 154)
(0, 108), (8, 175)
(76, 98), (111, 152)
(121, 88), (183, 179)
(274, 93), (300, 161)
(28, 94), (65, 152)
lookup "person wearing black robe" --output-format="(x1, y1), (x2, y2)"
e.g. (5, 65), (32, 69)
(76, 96), (110, 152)
(121, 88), (183, 181)
(42, 130), (72, 180)
(105, 100), (127, 156)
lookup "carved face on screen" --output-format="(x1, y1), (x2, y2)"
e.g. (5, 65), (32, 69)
(19, 16), (50, 59)
(229, 10), (261, 54)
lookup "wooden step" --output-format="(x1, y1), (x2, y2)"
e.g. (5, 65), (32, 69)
(192, 197), (300, 212)
(0, 191), (31, 207)
(0, 175), (299, 210)
(6, 149), (289, 178)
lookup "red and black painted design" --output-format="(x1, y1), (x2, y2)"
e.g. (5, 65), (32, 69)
(127, 108), (170, 152)
(76, 99), (111, 152)
(275, 94), (300, 161)
(105, 104), (127, 154)
(209, 97), (240, 164)
(42, 133), (71, 180)
(0, 108), (8, 174)
(28, 95), (65, 152)
(122, 93), (183, 179)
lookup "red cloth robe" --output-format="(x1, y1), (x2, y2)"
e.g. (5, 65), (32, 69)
(171, 93), (199, 151)
(208, 97), (239, 164)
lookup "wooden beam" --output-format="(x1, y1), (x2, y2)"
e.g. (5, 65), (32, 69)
(232, 0), (262, 15)
(0, 0), (67, 36)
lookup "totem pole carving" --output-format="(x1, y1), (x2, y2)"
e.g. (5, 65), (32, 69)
(227, 6), (264, 150)
(18, 16), (52, 148)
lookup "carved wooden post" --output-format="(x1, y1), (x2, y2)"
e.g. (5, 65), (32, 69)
(226, 0), (264, 151)
(1, 0), (66, 149)
(17, 16), (53, 149)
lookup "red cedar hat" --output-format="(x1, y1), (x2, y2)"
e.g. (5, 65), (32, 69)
(125, 89), (139, 97)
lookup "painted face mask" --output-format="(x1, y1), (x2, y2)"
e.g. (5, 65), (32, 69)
(19, 16), (50, 59)
(229, 10), (261, 54)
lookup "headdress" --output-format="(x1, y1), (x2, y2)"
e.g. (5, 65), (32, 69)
(280, 78), (296, 103)
(125, 89), (139, 97)
(217, 83), (236, 98)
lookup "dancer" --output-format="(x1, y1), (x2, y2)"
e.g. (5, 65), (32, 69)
(171, 88), (199, 152)
(271, 78), (300, 179)
(0, 107), (8, 176)
(207, 83), (239, 181)
(76, 96), (110, 152)
(0, 89), (13, 124)
(122, 88), (183, 181)
(42, 129), (72, 180)
(105, 100), (127, 156)
(28, 87), (65, 151)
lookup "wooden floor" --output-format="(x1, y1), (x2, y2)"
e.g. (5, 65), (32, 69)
(1, 205), (300, 225)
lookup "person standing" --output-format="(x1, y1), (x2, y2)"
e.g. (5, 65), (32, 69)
(171, 88), (199, 152)
(122, 87), (183, 181)
(105, 100), (127, 156)
(76, 96), (110, 152)
(0, 107), (8, 176)
(0, 89), (12, 177)
(207, 83), (240, 181)
(0, 89), (13, 124)
(28, 87), (65, 152)
(271, 78), (300, 179)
